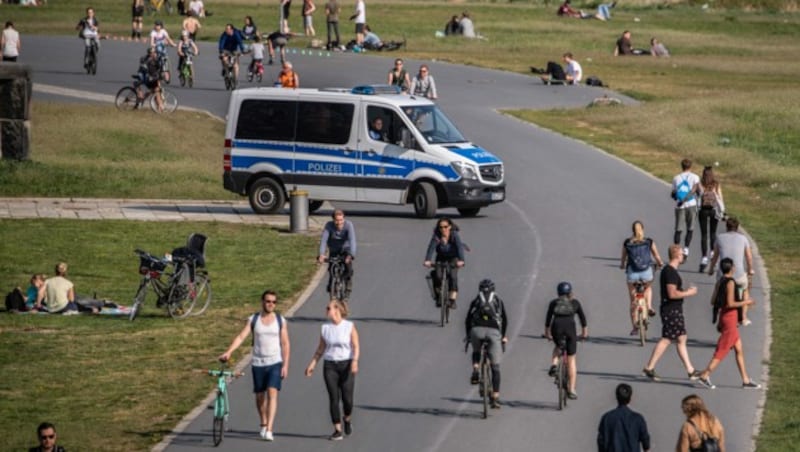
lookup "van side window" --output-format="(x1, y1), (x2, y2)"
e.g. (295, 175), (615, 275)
(367, 106), (413, 149)
(236, 100), (297, 141)
(296, 102), (354, 145)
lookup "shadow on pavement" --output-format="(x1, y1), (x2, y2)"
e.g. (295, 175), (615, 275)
(577, 369), (698, 388)
(444, 397), (555, 412)
(348, 316), (440, 327)
(357, 403), (483, 419)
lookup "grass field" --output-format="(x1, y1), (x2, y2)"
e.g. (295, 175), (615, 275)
(2, 0), (799, 449)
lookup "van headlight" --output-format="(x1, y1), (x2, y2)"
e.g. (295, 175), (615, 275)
(451, 161), (479, 180)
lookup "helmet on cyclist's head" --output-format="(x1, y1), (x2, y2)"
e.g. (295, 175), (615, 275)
(557, 281), (572, 297)
(479, 279), (495, 293)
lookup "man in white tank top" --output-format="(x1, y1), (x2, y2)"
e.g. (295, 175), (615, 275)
(220, 290), (290, 442)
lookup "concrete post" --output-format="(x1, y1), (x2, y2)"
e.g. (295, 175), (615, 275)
(290, 190), (309, 233)
(0, 64), (32, 161)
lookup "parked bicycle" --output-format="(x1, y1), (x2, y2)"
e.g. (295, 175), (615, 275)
(206, 361), (243, 447)
(115, 77), (178, 113)
(632, 279), (649, 346)
(129, 249), (210, 320)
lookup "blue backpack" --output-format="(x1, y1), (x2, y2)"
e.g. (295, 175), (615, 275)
(675, 176), (693, 202)
(250, 312), (283, 346)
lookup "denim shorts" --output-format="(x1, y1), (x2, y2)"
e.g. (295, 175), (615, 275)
(626, 266), (654, 284)
(252, 362), (282, 392)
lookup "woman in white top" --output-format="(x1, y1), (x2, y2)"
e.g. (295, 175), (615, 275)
(2, 21), (21, 62)
(305, 299), (360, 441)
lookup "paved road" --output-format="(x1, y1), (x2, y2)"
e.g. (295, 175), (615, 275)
(21, 37), (768, 452)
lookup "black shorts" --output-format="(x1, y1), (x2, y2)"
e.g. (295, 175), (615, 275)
(282, 1), (291, 19)
(551, 317), (578, 355)
(660, 302), (686, 340)
(132, 6), (144, 18)
(355, 23), (365, 34)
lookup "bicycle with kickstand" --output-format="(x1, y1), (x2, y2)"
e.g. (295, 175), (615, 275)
(202, 360), (243, 447)
(129, 248), (211, 321)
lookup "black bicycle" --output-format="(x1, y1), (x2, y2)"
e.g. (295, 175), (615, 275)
(130, 249), (211, 321)
(84, 39), (98, 75)
(554, 337), (569, 410)
(432, 261), (455, 327)
(466, 338), (503, 418)
(326, 255), (350, 301)
(221, 51), (239, 91)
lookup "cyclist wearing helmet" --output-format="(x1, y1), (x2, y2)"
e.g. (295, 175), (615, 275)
(465, 279), (508, 409)
(545, 281), (588, 400)
(424, 217), (465, 308)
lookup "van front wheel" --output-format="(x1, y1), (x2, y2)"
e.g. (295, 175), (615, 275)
(413, 182), (438, 218)
(249, 178), (286, 214)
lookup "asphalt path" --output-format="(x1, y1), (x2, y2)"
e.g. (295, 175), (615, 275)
(22, 36), (768, 451)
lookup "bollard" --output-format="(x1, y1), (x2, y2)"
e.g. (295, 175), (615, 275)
(289, 190), (309, 233)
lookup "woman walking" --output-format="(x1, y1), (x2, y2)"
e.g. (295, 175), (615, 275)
(305, 299), (360, 440)
(676, 394), (725, 452)
(620, 220), (663, 335)
(698, 165), (725, 273)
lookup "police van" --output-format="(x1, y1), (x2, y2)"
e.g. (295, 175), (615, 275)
(223, 85), (505, 218)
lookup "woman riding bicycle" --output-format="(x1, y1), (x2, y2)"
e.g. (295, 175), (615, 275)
(620, 220), (663, 335)
(424, 217), (465, 309)
(545, 281), (587, 400)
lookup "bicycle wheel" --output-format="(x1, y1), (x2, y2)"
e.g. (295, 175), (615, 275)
(150, 89), (178, 114)
(190, 272), (212, 316)
(557, 358), (566, 410)
(256, 71), (262, 83)
(637, 305), (647, 346)
(331, 264), (346, 301)
(481, 359), (490, 419)
(439, 271), (447, 327)
(167, 284), (196, 319)
(115, 87), (140, 111)
(130, 281), (148, 321)
(212, 392), (225, 446)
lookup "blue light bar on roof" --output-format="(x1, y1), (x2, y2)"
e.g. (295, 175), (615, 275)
(351, 84), (402, 95)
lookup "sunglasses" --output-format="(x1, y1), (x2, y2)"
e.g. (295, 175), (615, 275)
(420, 69), (428, 73)
(439, 225), (450, 229)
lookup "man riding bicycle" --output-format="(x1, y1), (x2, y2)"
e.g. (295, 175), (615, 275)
(136, 47), (164, 112)
(465, 279), (508, 409)
(318, 209), (356, 300)
(424, 217), (464, 308)
(545, 281), (588, 400)
(76, 7), (100, 69)
(218, 23), (245, 81)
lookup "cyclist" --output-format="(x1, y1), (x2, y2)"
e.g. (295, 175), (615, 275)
(318, 209), (357, 299)
(465, 279), (508, 409)
(136, 47), (164, 112)
(424, 217), (465, 309)
(177, 31), (199, 82)
(620, 220), (663, 335)
(247, 34), (266, 80)
(76, 7), (100, 70)
(218, 23), (245, 81)
(149, 20), (176, 83)
(545, 281), (588, 400)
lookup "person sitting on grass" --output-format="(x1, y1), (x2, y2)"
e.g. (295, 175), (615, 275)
(614, 30), (651, 56)
(38, 262), (78, 315)
(444, 15), (460, 35)
(650, 37), (670, 57)
(531, 53), (581, 85)
(26, 273), (46, 312)
(362, 24), (383, 50)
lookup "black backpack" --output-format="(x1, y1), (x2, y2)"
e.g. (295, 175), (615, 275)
(552, 296), (575, 316)
(688, 420), (721, 452)
(586, 76), (604, 87)
(5, 288), (26, 312)
(472, 292), (502, 328)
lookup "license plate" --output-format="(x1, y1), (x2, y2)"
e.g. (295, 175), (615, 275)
(491, 192), (504, 201)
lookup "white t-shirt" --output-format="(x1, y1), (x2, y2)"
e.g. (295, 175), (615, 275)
(672, 171), (700, 209)
(188, 0), (204, 16)
(251, 42), (265, 60)
(251, 313), (285, 367)
(150, 29), (170, 47)
(321, 319), (354, 361)
(2, 28), (20, 58)
(566, 60), (582, 83)
(459, 17), (475, 38)
(354, 0), (365, 24)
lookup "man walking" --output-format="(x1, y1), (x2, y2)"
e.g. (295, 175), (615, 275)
(597, 384), (651, 452)
(671, 158), (701, 257)
(707, 216), (755, 326)
(219, 290), (290, 441)
(348, 0), (365, 45)
(642, 244), (702, 381)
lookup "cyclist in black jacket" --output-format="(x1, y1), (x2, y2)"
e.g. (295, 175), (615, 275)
(424, 217), (465, 308)
(545, 281), (588, 400)
(465, 279), (508, 409)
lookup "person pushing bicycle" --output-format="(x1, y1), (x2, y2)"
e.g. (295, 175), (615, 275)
(424, 217), (465, 308)
(318, 209), (357, 300)
(465, 279), (508, 409)
(544, 281), (588, 400)
(76, 7), (100, 69)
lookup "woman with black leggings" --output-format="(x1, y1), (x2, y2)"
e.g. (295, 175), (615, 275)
(305, 299), (360, 441)
(698, 166), (725, 272)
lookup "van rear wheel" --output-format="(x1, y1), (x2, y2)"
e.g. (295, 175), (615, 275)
(458, 207), (481, 217)
(413, 182), (438, 218)
(249, 178), (286, 214)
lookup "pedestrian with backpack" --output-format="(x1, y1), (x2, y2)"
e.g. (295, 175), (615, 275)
(676, 394), (725, 452)
(544, 281), (588, 400)
(671, 158), (701, 258)
(465, 279), (508, 409)
(620, 220), (664, 335)
(219, 290), (290, 442)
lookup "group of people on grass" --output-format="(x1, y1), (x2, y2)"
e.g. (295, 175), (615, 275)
(7, 263), (79, 315)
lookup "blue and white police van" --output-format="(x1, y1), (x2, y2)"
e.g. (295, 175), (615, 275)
(223, 85), (505, 218)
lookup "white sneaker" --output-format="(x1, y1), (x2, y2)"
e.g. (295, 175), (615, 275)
(259, 427), (268, 440)
(701, 256), (709, 265)
(709, 250), (715, 259)
(683, 247), (690, 257)
(265, 431), (274, 441)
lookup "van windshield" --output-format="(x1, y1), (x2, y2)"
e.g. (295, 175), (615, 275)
(401, 105), (467, 144)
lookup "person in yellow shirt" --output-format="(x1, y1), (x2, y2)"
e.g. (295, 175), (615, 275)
(39, 262), (78, 314)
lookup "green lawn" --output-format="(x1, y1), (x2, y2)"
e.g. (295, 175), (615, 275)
(2, 0), (799, 449)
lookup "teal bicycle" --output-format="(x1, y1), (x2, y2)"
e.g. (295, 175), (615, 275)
(207, 361), (243, 446)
